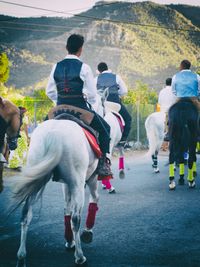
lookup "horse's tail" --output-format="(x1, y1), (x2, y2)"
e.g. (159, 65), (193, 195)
(145, 114), (163, 156)
(11, 131), (63, 211)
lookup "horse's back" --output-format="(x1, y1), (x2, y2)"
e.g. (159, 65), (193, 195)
(169, 99), (198, 123)
(28, 120), (90, 163)
(145, 111), (165, 131)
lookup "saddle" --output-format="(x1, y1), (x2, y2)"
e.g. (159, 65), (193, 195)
(48, 105), (102, 158)
(48, 104), (94, 124)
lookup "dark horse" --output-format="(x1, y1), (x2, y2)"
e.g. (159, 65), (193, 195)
(168, 98), (198, 190)
(0, 97), (23, 192)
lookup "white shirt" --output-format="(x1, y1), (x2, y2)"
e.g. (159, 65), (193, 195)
(95, 70), (128, 96)
(158, 85), (177, 113)
(46, 54), (97, 105)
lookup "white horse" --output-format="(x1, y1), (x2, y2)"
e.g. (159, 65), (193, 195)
(94, 91), (125, 192)
(13, 118), (100, 266)
(145, 111), (165, 173)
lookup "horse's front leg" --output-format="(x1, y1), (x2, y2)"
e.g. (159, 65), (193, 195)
(81, 174), (99, 244)
(187, 142), (197, 188)
(118, 145), (125, 179)
(16, 199), (33, 267)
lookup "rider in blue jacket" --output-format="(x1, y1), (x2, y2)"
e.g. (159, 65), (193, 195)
(96, 62), (132, 145)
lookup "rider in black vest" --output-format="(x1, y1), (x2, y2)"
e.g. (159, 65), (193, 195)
(46, 34), (112, 177)
(96, 62), (132, 144)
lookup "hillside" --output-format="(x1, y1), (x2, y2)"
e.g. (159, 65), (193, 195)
(0, 1), (199, 91)
(168, 4), (200, 28)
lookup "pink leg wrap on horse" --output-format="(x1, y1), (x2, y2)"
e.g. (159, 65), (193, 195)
(86, 203), (98, 229)
(119, 156), (124, 170)
(64, 215), (73, 242)
(102, 179), (111, 189)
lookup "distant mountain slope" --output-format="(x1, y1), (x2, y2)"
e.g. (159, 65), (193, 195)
(0, 1), (199, 90)
(168, 4), (200, 28)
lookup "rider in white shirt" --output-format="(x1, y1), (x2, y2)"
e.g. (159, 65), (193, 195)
(46, 34), (112, 178)
(158, 78), (177, 113)
(158, 78), (177, 141)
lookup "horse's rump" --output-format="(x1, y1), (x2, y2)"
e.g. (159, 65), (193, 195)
(145, 112), (165, 155)
(12, 120), (97, 207)
(169, 99), (198, 155)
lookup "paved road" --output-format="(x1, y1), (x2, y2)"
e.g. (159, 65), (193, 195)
(1, 150), (200, 267)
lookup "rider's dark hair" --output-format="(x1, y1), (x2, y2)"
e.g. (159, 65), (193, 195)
(166, 78), (172, 86)
(98, 62), (108, 73)
(66, 34), (84, 54)
(180, 59), (191, 70)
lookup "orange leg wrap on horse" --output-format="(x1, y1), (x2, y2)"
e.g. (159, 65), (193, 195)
(86, 203), (98, 229)
(64, 215), (73, 242)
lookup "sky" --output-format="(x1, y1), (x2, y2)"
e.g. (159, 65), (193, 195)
(0, 0), (200, 17)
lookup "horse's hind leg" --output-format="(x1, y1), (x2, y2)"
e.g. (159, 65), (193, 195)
(169, 142), (176, 190)
(16, 199), (32, 267)
(152, 150), (159, 173)
(62, 184), (75, 249)
(71, 186), (86, 265)
(81, 175), (99, 244)
(178, 160), (185, 185)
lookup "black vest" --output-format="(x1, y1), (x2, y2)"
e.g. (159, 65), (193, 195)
(97, 72), (120, 103)
(54, 58), (84, 105)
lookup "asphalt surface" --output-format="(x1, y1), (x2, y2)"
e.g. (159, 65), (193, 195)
(1, 150), (200, 267)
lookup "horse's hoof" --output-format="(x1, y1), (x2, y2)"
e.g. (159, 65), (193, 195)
(154, 168), (160, 173)
(169, 181), (176, 190)
(16, 258), (26, 267)
(119, 169), (125, 179)
(108, 187), (116, 194)
(75, 256), (87, 265)
(178, 178), (185, 185)
(81, 229), (93, 243)
(65, 240), (75, 250)
(75, 256), (88, 267)
(188, 180), (196, 188)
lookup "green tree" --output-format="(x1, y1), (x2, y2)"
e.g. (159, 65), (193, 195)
(123, 81), (157, 105)
(0, 53), (10, 84)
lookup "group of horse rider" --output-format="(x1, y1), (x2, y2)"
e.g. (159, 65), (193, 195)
(46, 33), (132, 178)
(158, 59), (200, 141)
(45, 33), (200, 178)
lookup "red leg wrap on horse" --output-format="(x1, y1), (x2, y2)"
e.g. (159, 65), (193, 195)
(64, 215), (73, 242)
(102, 179), (111, 189)
(86, 203), (99, 229)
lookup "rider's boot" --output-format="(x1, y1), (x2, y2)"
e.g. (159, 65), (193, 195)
(97, 156), (113, 180)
